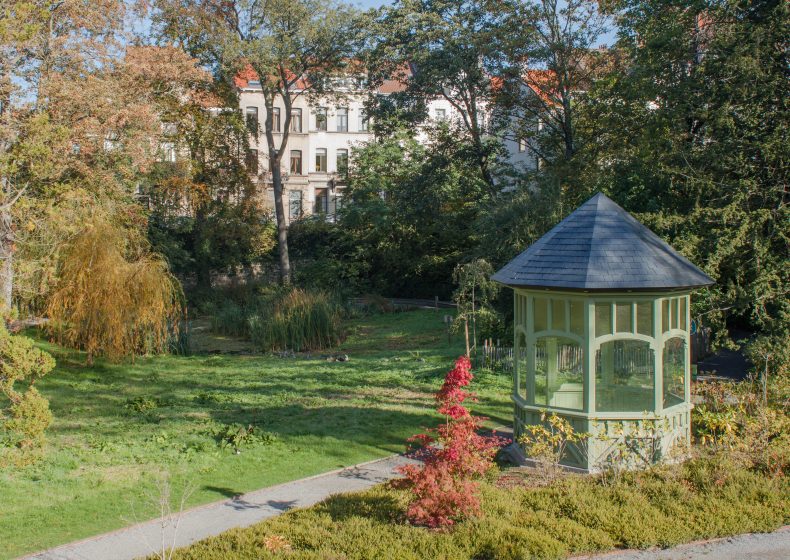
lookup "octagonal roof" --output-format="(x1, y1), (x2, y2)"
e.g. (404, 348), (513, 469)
(492, 193), (715, 292)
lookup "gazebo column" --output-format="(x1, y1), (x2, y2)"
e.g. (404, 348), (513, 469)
(653, 298), (664, 414)
(546, 337), (558, 402)
(584, 299), (594, 413)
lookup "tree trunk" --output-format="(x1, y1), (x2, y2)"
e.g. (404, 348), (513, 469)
(464, 318), (470, 358)
(0, 205), (13, 313)
(270, 159), (291, 285)
(0, 80), (13, 315)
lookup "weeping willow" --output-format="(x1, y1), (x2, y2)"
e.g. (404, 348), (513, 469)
(46, 220), (183, 363)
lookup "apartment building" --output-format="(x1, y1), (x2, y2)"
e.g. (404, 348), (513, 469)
(236, 68), (534, 223)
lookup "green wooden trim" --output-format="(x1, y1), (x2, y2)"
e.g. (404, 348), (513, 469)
(585, 299), (594, 413)
(526, 295), (536, 406)
(512, 396), (692, 421)
(653, 297), (664, 414)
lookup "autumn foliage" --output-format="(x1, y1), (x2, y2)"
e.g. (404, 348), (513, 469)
(398, 356), (508, 527)
(46, 219), (183, 364)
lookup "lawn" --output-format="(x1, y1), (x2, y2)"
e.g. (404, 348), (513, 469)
(0, 309), (512, 559)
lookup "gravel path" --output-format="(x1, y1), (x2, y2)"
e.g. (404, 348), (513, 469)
(572, 527), (790, 560)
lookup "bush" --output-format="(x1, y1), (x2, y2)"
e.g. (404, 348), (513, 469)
(206, 422), (277, 452)
(692, 379), (790, 475)
(0, 325), (56, 465)
(247, 288), (343, 352)
(205, 287), (344, 352)
(398, 356), (508, 527)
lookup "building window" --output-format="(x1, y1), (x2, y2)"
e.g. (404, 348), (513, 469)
(159, 142), (176, 163)
(359, 110), (369, 131)
(315, 188), (342, 221)
(314, 187), (328, 214)
(290, 150), (302, 175)
(518, 138), (527, 153)
(289, 190), (302, 220)
(245, 106), (258, 134)
(315, 148), (327, 172)
(315, 107), (327, 131)
(246, 149), (258, 175)
(336, 108), (348, 132)
(663, 337), (686, 408)
(336, 148), (348, 177)
(435, 108), (446, 121)
(272, 107), (281, 132)
(290, 108), (302, 133)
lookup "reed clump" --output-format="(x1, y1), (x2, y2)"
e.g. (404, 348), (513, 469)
(210, 287), (343, 352)
(248, 288), (343, 352)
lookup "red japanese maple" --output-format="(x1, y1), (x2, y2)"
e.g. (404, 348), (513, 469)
(398, 356), (509, 527)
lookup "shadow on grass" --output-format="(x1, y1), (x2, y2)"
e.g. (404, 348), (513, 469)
(203, 485), (242, 499)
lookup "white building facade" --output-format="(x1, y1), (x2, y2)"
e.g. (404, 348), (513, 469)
(237, 71), (535, 223)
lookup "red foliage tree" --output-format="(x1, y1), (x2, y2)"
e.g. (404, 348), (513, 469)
(397, 356), (509, 527)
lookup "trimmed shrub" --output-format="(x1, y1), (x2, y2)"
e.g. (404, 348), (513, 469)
(164, 454), (788, 560)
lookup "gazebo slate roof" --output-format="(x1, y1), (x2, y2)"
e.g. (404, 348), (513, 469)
(492, 193), (715, 292)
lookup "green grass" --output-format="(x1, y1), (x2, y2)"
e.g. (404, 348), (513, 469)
(166, 456), (789, 560)
(0, 310), (511, 559)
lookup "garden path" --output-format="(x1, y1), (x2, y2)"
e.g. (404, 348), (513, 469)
(573, 526), (790, 560)
(22, 454), (417, 560)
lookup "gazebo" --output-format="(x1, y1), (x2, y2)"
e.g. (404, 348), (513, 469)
(492, 193), (714, 471)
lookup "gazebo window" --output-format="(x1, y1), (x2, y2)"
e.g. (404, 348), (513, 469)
(616, 302), (632, 333)
(595, 340), (654, 412)
(551, 299), (565, 331)
(534, 336), (583, 410)
(662, 300), (670, 333)
(534, 297), (548, 332)
(679, 297), (687, 330)
(569, 301), (584, 336)
(595, 303), (612, 337)
(516, 331), (527, 399)
(663, 337), (686, 408)
(637, 302), (653, 336)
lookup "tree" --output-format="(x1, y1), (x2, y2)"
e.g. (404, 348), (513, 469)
(397, 356), (506, 527)
(0, 323), (55, 465)
(512, 0), (610, 166)
(145, 95), (275, 290)
(46, 218), (183, 364)
(2, 0), (211, 319)
(578, 0), (788, 348)
(339, 128), (490, 298)
(0, 1), (125, 313)
(452, 259), (500, 357)
(370, 0), (521, 192)
(152, 0), (365, 285)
